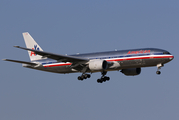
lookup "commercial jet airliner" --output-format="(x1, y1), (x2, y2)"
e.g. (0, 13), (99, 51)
(3, 32), (174, 83)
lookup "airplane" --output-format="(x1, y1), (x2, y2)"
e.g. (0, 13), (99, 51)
(3, 32), (174, 83)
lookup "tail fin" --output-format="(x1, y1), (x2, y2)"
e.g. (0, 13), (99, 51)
(22, 32), (43, 61)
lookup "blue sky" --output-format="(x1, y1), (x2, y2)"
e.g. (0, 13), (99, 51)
(1, 0), (179, 120)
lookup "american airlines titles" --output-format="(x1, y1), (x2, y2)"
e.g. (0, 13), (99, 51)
(127, 50), (150, 54)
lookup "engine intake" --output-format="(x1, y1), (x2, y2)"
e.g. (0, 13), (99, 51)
(89, 60), (108, 71)
(121, 68), (141, 76)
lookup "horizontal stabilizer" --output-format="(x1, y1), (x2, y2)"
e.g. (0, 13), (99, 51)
(3, 59), (37, 66)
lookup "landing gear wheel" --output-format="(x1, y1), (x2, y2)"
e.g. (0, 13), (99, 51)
(156, 71), (161, 75)
(87, 74), (91, 78)
(97, 79), (103, 83)
(102, 78), (106, 82)
(78, 76), (83, 80)
(104, 76), (110, 81)
(83, 75), (87, 79)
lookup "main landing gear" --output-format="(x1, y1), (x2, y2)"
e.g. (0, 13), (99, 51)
(156, 63), (163, 75)
(97, 71), (110, 83)
(78, 74), (91, 80)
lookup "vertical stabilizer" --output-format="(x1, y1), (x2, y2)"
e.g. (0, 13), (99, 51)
(22, 32), (43, 61)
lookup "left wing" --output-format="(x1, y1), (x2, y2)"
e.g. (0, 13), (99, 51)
(14, 46), (89, 62)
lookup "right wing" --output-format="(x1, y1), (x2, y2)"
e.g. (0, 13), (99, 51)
(14, 46), (89, 62)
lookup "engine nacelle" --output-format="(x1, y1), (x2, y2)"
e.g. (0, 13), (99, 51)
(89, 60), (108, 71)
(121, 68), (141, 76)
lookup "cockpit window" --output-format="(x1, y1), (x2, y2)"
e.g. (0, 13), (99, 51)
(163, 51), (170, 54)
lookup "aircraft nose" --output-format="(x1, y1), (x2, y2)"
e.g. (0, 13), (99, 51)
(169, 55), (174, 61)
(163, 51), (174, 61)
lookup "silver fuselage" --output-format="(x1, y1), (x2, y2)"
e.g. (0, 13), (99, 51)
(24, 48), (174, 74)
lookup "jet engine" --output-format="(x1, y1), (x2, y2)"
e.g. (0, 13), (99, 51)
(121, 68), (141, 76)
(89, 60), (108, 71)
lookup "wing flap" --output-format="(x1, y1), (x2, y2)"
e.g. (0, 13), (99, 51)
(14, 46), (88, 62)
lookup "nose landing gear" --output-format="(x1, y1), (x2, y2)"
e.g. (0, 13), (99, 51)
(156, 63), (163, 75)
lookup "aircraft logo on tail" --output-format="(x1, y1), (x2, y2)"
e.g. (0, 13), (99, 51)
(30, 45), (40, 56)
